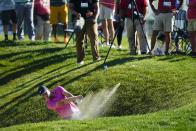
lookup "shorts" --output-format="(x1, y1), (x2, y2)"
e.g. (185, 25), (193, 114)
(50, 4), (68, 24)
(99, 4), (114, 20)
(153, 13), (174, 32)
(1, 10), (17, 25)
(187, 19), (196, 32)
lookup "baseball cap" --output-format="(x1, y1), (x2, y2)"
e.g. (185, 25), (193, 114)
(38, 85), (47, 95)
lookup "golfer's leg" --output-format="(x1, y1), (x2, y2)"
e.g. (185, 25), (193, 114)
(101, 19), (109, 44)
(43, 21), (52, 41)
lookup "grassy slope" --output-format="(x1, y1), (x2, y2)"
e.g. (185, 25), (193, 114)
(1, 102), (196, 131)
(0, 36), (196, 129)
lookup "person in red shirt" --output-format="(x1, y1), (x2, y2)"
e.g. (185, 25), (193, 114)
(187, 0), (196, 56)
(149, 0), (184, 55)
(34, 0), (52, 41)
(119, 0), (148, 55)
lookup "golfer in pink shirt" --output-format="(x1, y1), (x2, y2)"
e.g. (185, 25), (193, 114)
(38, 85), (83, 119)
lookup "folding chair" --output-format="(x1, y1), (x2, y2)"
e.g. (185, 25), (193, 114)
(171, 9), (191, 54)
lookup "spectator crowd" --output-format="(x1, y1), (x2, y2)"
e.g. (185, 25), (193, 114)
(0, 0), (195, 64)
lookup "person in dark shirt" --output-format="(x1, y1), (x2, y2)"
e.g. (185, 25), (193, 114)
(69, 0), (101, 65)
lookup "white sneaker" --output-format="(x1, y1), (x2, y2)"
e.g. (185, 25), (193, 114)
(103, 43), (110, 47)
(78, 61), (84, 65)
(111, 44), (115, 48)
(118, 45), (122, 49)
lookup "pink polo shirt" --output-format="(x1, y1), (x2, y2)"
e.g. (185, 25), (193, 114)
(47, 86), (80, 118)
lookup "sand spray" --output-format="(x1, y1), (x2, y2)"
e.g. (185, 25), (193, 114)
(71, 83), (120, 120)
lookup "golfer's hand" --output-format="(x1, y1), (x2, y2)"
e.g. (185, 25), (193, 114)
(77, 95), (83, 100)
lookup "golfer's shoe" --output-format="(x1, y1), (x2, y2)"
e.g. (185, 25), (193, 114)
(78, 61), (84, 65)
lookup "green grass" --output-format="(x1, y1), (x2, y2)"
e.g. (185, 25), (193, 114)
(0, 35), (196, 130)
(1, 101), (196, 131)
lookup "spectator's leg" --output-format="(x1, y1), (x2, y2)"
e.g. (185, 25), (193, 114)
(24, 3), (35, 40)
(75, 26), (86, 63)
(60, 4), (68, 43)
(86, 22), (100, 61)
(101, 19), (109, 45)
(189, 31), (196, 52)
(136, 20), (147, 54)
(10, 10), (17, 40)
(35, 16), (44, 40)
(150, 30), (159, 52)
(52, 24), (58, 40)
(15, 4), (25, 40)
(126, 18), (136, 55)
(117, 25), (124, 47)
(43, 20), (52, 41)
(107, 19), (115, 45)
(3, 25), (8, 40)
(164, 32), (172, 53)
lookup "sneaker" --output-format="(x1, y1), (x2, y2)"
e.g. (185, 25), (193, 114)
(94, 57), (101, 62)
(54, 38), (59, 43)
(111, 44), (115, 48)
(64, 38), (68, 43)
(118, 45), (122, 50)
(78, 61), (84, 65)
(103, 43), (110, 47)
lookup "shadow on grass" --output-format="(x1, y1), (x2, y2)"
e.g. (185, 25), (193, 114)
(156, 55), (188, 62)
(0, 51), (75, 86)
(0, 47), (64, 60)
(0, 40), (54, 47)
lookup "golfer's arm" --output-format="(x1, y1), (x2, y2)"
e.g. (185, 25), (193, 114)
(56, 96), (77, 108)
(62, 90), (74, 97)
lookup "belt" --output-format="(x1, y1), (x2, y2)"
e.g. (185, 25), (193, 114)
(159, 11), (173, 13)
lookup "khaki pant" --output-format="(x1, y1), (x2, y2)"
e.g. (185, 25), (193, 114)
(75, 20), (100, 62)
(126, 18), (147, 53)
(35, 16), (52, 41)
(153, 13), (174, 32)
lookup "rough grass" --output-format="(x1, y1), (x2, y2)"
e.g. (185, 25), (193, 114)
(0, 35), (196, 129)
